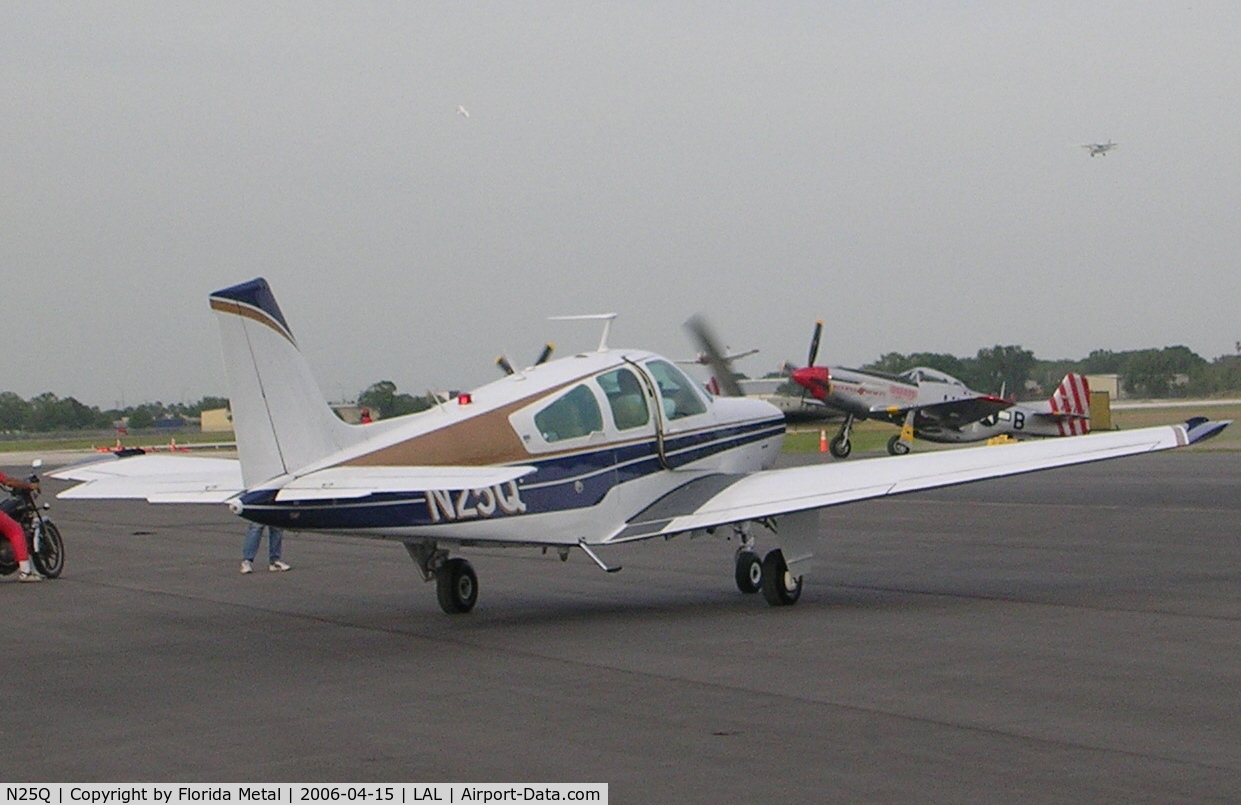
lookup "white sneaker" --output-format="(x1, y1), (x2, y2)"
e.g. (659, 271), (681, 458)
(240, 560), (253, 574)
(18, 571), (43, 583)
(268, 560), (291, 572)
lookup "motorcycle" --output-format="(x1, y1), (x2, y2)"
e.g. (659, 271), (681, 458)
(0, 459), (64, 579)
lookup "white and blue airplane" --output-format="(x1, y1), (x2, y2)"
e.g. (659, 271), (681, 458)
(53, 279), (1228, 614)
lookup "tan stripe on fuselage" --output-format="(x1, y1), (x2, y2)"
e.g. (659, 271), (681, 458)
(343, 376), (602, 467)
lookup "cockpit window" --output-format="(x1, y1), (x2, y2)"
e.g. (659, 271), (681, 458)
(645, 360), (707, 419)
(534, 384), (603, 442)
(596, 368), (650, 430)
(901, 367), (963, 386)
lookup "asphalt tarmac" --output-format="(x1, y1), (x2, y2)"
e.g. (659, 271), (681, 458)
(3, 450), (1239, 803)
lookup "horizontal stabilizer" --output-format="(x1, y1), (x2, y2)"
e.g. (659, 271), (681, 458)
(52, 454), (243, 503)
(273, 465), (537, 501)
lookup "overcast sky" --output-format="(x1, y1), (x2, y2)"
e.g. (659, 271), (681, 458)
(4, 2), (1239, 408)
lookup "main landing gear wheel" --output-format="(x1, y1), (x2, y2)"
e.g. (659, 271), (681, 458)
(829, 435), (852, 459)
(436, 557), (478, 614)
(735, 551), (763, 594)
(887, 434), (911, 456)
(760, 549), (802, 606)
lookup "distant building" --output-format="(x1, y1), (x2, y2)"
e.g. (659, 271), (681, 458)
(200, 408), (233, 432)
(1085, 374), (1121, 399)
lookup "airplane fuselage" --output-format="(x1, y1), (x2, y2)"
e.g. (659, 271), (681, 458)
(236, 349), (785, 546)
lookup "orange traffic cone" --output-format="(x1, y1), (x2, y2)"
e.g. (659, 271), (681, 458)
(819, 429), (827, 453)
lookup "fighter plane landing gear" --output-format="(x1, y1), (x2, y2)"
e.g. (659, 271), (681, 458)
(405, 540), (479, 614)
(734, 550), (763, 594)
(829, 414), (855, 459)
(887, 434), (911, 456)
(760, 549), (802, 606)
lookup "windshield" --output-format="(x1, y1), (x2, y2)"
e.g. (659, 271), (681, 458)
(645, 360), (707, 419)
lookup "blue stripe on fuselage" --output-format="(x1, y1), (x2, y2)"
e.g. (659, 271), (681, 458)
(238, 417), (783, 531)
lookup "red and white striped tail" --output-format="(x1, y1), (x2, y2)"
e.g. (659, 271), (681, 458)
(1050, 373), (1091, 435)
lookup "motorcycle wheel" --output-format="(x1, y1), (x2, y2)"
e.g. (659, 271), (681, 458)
(31, 521), (64, 578)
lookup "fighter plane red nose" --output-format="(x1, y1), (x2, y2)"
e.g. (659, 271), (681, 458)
(791, 366), (831, 399)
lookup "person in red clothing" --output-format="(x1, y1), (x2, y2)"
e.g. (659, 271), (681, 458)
(0, 471), (41, 582)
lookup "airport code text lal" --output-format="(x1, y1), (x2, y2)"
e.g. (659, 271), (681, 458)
(6, 787), (605, 804)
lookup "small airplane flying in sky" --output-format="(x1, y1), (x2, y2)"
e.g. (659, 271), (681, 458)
(787, 321), (1014, 458)
(1082, 141), (1118, 157)
(53, 280), (1227, 614)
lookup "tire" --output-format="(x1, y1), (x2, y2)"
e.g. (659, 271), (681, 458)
(829, 435), (852, 459)
(887, 434), (911, 456)
(734, 551), (762, 594)
(31, 520), (65, 578)
(760, 549), (802, 606)
(436, 557), (478, 614)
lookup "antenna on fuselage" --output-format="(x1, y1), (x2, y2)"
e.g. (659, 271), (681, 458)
(548, 313), (618, 352)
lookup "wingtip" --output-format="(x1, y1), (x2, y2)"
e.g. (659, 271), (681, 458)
(1184, 417), (1231, 445)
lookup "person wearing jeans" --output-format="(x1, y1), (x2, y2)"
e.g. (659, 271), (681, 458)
(240, 523), (290, 574)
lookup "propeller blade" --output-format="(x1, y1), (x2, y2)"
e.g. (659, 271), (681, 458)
(684, 315), (744, 397)
(534, 343), (554, 366)
(807, 320), (823, 368)
(496, 355), (515, 376)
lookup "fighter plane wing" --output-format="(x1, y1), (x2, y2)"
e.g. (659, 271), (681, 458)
(872, 395), (1012, 427)
(610, 420), (1226, 542)
(52, 454), (536, 503)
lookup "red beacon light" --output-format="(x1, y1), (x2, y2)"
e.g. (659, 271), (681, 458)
(457, 393), (473, 405)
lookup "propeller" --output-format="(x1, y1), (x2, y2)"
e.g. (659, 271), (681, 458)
(788, 319), (831, 403)
(683, 315), (744, 397)
(496, 343), (555, 376)
(807, 319), (823, 367)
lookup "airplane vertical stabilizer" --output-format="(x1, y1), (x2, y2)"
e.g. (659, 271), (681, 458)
(210, 278), (362, 486)
(1049, 373), (1091, 435)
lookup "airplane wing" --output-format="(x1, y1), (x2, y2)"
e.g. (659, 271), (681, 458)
(871, 395), (1012, 427)
(610, 419), (1226, 543)
(51, 454), (536, 503)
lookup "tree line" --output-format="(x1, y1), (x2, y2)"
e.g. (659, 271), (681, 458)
(5, 345), (1241, 434)
(0, 393), (231, 434)
(0, 381), (439, 435)
(853, 345), (1241, 400)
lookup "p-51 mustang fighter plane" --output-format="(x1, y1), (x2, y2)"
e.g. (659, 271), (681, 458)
(787, 322), (1015, 458)
(53, 280), (1228, 614)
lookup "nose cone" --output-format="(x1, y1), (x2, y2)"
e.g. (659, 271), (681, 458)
(791, 366), (831, 400)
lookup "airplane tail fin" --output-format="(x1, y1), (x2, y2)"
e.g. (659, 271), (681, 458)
(210, 278), (364, 487)
(1048, 373), (1091, 435)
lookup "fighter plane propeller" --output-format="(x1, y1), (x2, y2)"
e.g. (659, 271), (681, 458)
(51, 280), (1229, 614)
